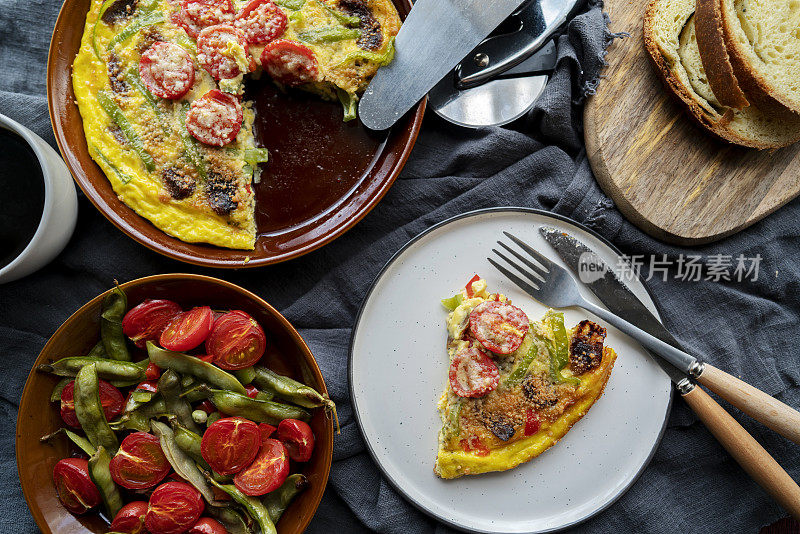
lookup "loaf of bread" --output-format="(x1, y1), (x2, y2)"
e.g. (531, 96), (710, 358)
(695, 0), (800, 115)
(644, 0), (800, 148)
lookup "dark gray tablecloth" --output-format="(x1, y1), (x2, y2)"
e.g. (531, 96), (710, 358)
(2, 0), (799, 532)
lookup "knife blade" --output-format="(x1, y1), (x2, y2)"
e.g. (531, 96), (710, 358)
(358, 0), (528, 131)
(539, 226), (687, 384)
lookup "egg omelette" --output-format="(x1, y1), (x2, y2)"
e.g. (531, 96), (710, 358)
(436, 277), (617, 479)
(73, 0), (400, 249)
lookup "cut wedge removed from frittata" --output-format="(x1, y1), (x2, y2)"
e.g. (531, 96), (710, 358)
(435, 276), (616, 479)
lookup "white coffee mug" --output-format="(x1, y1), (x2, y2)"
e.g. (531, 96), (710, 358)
(0, 114), (78, 284)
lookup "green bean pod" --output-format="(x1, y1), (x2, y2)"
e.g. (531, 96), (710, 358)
(206, 411), (222, 427)
(206, 477), (277, 534)
(40, 428), (97, 457)
(336, 88), (358, 122)
(96, 91), (156, 173)
(179, 101), (207, 179)
(87, 341), (107, 358)
(100, 286), (132, 361)
(88, 446), (123, 518)
(147, 343), (246, 395)
(250, 367), (327, 409)
(171, 421), (209, 468)
(207, 506), (254, 534)
(90, 144), (134, 185)
(159, 369), (202, 434)
(234, 367), (256, 385)
(50, 378), (72, 402)
(263, 473), (309, 523)
(106, 10), (164, 52)
(114, 396), (168, 431)
(151, 421), (216, 503)
(39, 357), (146, 382)
(74, 363), (119, 453)
(313, 0), (360, 25)
(203, 388), (310, 424)
(274, 0), (304, 8)
(298, 26), (360, 43)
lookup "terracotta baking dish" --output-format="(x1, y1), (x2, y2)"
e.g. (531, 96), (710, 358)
(47, 0), (424, 267)
(16, 274), (334, 533)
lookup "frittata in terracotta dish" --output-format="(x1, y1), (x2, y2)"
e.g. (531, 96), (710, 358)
(73, 0), (399, 249)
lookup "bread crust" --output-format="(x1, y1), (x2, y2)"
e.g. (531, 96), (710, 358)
(694, 0), (749, 109)
(642, 0), (788, 149)
(717, 0), (800, 115)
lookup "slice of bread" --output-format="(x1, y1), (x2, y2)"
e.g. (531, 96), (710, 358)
(696, 0), (800, 115)
(644, 0), (800, 148)
(694, 0), (750, 108)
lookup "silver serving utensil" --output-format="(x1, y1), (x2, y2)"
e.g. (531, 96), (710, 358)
(358, 0), (529, 131)
(487, 232), (800, 517)
(428, 0), (578, 128)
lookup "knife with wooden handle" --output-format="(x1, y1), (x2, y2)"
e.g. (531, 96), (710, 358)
(540, 225), (800, 518)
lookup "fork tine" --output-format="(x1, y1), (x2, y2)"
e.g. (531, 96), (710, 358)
(492, 248), (544, 286)
(503, 231), (553, 271)
(497, 241), (546, 281)
(487, 257), (541, 297)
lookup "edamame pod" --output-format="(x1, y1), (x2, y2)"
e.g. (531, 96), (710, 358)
(250, 367), (327, 409)
(170, 421), (209, 469)
(151, 420), (216, 504)
(88, 446), (123, 518)
(74, 363), (119, 453)
(206, 477), (277, 534)
(38, 357), (146, 382)
(207, 506), (254, 534)
(263, 473), (309, 523)
(201, 387), (310, 424)
(87, 341), (107, 358)
(251, 366), (337, 429)
(40, 428), (97, 457)
(159, 369), (201, 434)
(100, 286), (132, 361)
(50, 378), (72, 402)
(147, 342), (246, 395)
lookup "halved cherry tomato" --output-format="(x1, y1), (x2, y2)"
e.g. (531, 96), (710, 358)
(468, 301), (530, 354)
(139, 42), (196, 100)
(244, 384), (259, 398)
(160, 306), (214, 351)
(189, 517), (228, 534)
(177, 0), (233, 38)
(145, 362), (162, 381)
(260, 39), (319, 85)
(276, 419), (314, 462)
(60, 379), (124, 428)
(201, 417), (261, 475)
(464, 274), (480, 298)
(53, 458), (101, 515)
(110, 501), (149, 534)
(110, 432), (171, 490)
(258, 423), (276, 441)
(123, 299), (183, 349)
(234, 0), (286, 44)
(135, 380), (159, 393)
(146, 481), (204, 534)
(206, 310), (266, 370)
(448, 346), (499, 398)
(185, 90), (243, 147)
(197, 24), (252, 80)
(233, 438), (289, 496)
(524, 408), (541, 436)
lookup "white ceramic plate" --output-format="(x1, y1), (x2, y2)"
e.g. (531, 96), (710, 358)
(349, 208), (673, 533)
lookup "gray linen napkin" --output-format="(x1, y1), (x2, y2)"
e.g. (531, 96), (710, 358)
(1, 0), (799, 532)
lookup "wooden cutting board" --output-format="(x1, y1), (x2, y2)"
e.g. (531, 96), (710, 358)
(583, 0), (800, 245)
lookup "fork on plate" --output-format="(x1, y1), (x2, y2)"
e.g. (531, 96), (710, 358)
(489, 231), (800, 517)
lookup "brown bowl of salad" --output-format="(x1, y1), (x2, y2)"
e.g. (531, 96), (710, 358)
(17, 273), (334, 533)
